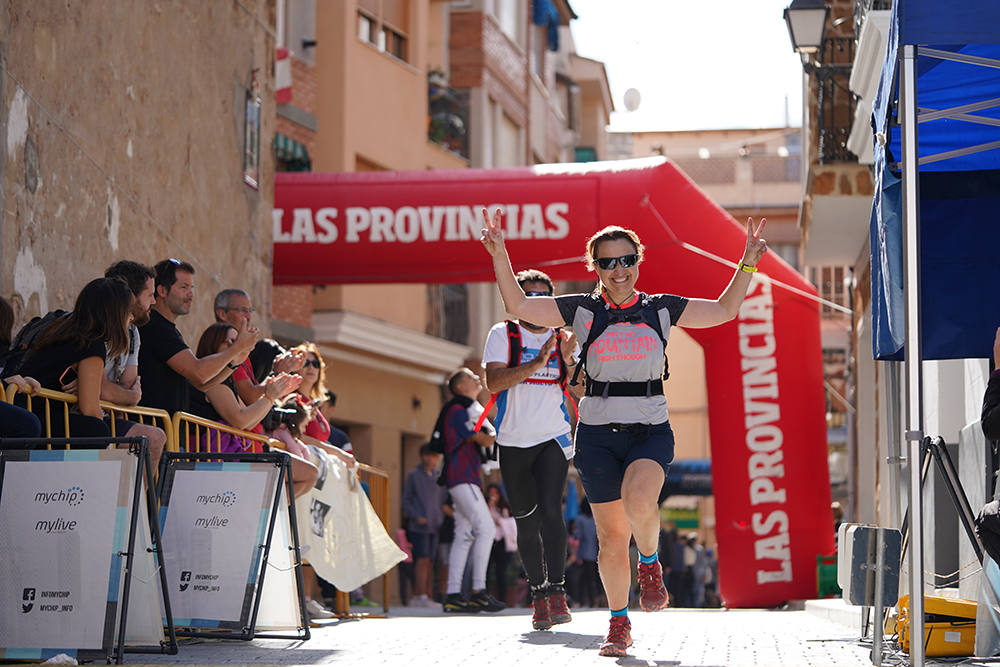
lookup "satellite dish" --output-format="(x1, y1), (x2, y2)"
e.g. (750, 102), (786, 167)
(623, 88), (641, 112)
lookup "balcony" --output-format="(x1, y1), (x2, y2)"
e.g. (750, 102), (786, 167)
(814, 37), (858, 165)
(427, 69), (469, 159)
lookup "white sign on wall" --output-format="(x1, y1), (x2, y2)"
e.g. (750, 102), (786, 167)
(159, 463), (279, 631)
(0, 450), (136, 660)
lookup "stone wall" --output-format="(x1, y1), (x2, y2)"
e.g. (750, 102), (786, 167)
(0, 1), (276, 343)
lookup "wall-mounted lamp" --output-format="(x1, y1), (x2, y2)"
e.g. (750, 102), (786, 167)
(783, 0), (829, 56)
(783, 0), (851, 78)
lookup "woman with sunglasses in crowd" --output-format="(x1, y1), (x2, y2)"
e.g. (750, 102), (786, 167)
(480, 209), (767, 657)
(291, 342), (334, 441)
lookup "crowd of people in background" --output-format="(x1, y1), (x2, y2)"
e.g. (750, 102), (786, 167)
(0, 257), (360, 621)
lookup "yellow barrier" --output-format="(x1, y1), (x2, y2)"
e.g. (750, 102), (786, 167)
(3, 385), (172, 455)
(171, 411), (274, 454)
(103, 401), (174, 448)
(5, 384), (77, 442)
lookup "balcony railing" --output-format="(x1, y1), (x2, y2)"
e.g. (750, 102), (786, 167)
(854, 0), (893, 40)
(428, 70), (469, 159)
(816, 36), (858, 164)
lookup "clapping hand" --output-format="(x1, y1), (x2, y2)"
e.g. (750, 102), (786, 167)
(273, 349), (306, 374)
(559, 328), (577, 363)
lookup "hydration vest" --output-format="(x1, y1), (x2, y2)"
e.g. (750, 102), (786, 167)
(570, 293), (670, 398)
(474, 321), (578, 431)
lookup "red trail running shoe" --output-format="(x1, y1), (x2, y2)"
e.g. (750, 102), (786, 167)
(531, 590), (552, 630)
(637, 560), (668, 612)
(599, 616), (632, 657)
(546, 584), (572, 625)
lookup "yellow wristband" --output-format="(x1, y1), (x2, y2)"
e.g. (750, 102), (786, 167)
(738, 262), (758, 274)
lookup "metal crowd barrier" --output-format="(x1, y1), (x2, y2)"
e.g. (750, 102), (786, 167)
(5, 384), (79, 442)
(104, 402), (174, 450)
(4, 384), (172, 450)
(6, 385), (396, 617)
(170, 411), (273, 454)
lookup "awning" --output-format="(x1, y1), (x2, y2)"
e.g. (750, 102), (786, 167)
(273, 133), (311, 170)
(870, 1), (1000, 361)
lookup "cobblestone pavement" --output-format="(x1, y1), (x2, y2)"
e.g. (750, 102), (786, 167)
(126, 604), (902, 666)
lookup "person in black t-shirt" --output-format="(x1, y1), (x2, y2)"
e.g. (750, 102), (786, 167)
(137, 259), (258, 417)
(17, 277), (133, 440)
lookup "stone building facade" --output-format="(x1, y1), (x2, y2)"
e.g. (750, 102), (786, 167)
(1, 1), (277, 344)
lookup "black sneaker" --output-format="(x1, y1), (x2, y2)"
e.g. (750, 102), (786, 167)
(442, 593), (478, 613)
(468, 590), (506, 612)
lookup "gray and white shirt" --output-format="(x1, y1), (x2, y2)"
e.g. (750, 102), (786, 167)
(556, 292), (687, 425)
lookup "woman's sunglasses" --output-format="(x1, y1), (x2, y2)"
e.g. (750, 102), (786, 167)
(304, 359), (321, 369)
(594, 254), (639, 270)
(524, 290), (552, 297)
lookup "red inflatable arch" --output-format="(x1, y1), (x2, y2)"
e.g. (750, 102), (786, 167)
(273, 157), (833, 607)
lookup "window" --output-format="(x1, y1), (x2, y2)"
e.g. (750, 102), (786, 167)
(809, 265), (850, 315)
(357, 0), (409, 63)
(495, 0), (522, 45)
(532, 25), (546, 78)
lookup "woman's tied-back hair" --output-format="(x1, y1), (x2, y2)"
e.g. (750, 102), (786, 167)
(278, 395), (310, 437)
(515, 269), (554, 294)
(584, 226), (645, 272)
(196, 323), (237, 358)
(35, 277), (133, 358)
(293, 341), (327, 400)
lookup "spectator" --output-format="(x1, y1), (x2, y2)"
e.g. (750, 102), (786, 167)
(189, 324), (302, 458)
(436, 497), (455, 603)
(290, 342), (334, 442)
(137, 259), (257, 417)
(17, 278), (132, 438)
(317, 390), (353, 453)
(0, 296), (41, 440)
(485, 483), (515, 606)
(688, 533), (708, 608)
(573, 499), (600, 608)
(81, 260), (166, 468)
(402, 443), (446, 607)
(213, 288), (304, 404)
(439, 368), (504, 614)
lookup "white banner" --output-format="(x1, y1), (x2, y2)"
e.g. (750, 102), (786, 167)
(295, 450), (405, 591)
(0, 452), (130, 654)
(160, 465), (278, 628)
(255, 484), (304, 632)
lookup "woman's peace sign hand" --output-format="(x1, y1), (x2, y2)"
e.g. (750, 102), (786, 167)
(742, 217), (768, 267)
(480, 207), (507, 258)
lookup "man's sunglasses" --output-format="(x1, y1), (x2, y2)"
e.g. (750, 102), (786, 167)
(524, 290), (552, 297)
(304, 359), (321, 368)
(594, 254), (639, 270)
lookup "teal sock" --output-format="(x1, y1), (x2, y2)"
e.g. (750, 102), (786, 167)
(610, 606), (628, 618)
(638, 551), (658, 565)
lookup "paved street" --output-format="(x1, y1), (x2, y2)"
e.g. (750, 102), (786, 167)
(130, 603), (887, 666)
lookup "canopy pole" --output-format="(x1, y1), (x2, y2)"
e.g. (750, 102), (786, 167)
(901, 43), (925, 667)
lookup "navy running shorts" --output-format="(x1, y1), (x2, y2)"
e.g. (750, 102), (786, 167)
(573, 420), (674, 504)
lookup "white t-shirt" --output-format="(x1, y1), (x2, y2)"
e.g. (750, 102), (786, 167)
(105, 324), (140, 384)
(482, 321), (574, 458)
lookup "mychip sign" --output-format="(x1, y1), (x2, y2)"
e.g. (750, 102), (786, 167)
(158, 458), (281, 634)
(0, 450), (135, 661)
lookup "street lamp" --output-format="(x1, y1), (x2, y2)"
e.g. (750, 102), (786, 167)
(783, 0), (830, 56)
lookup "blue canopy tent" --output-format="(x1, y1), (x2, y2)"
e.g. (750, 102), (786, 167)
(870, 1), (1000, 662)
